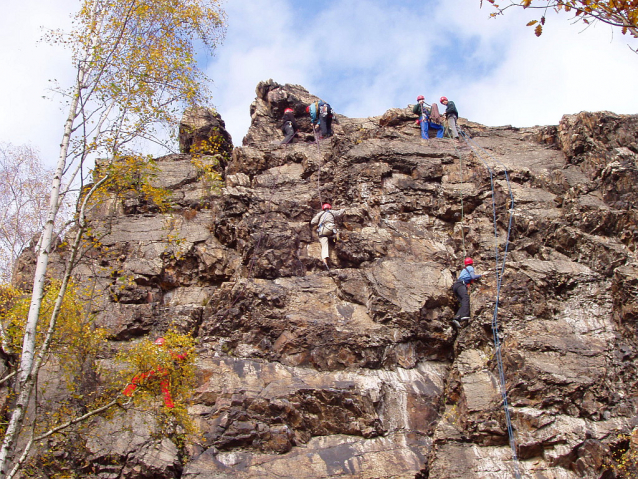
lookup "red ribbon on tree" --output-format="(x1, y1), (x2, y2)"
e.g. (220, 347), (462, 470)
(122, 337), (188, 408)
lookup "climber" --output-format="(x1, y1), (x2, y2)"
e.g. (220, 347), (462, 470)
(280, 108), (298, 145)
(310, 203), (345, 270)
(440, 96), (459, 140)
(412, 95), (444, 139)
(306, 101), (333, 139)
(451, 257), (483, 329)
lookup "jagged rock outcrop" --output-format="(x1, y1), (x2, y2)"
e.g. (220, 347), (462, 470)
(179, 106), (233, 175)
(18, 81), (638, 478)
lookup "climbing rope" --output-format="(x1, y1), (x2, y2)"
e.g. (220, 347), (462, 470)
(456, 128), (521, 479)
(311, 112), (324, 206)
(453, 142), (468, 257)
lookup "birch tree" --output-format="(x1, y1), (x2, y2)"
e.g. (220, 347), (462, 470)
(0, 144), (72, 284)
(481, 0), (638, 41)
(0, 0), (225, 475)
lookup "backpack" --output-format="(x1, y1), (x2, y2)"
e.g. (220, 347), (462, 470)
(429, 103), (443, 125)
(319, 102), (332, 118)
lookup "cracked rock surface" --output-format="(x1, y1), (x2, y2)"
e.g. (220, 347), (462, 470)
(17, 81), (638, 478)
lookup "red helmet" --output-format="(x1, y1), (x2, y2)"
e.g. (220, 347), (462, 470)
(417, 95), (425, 101)
(440, 96), (448, 103)
(322, 203), (331, 210)
(154, 337), (165, 346)
(464, 257), (473, 266)
(305, 105), (310, 113)
(284, 108), (293, 114)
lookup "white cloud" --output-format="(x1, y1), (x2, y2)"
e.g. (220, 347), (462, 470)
(458, 10), (638, 127)
(1, 0), (637, 155)
(207, 0), (317, 144)
(0, 1), (77, 166)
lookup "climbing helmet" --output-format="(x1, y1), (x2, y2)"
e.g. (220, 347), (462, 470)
(440, 96), (448, 103)
(464, 257), (473, 266)
(417, 95), (425, 101)
(322, 203), (332, 210)
(284, 108), (293, 113)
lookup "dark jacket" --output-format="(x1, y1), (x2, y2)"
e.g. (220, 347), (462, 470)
(444, 101), (459, 118)
(280, 112), (298, 132)
(412, 102), (430, 118)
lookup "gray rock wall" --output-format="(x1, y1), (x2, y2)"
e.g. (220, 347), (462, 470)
(22, 81), (638, 478)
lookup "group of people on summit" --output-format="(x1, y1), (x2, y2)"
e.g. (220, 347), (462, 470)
(413, 95), (459, 140)
(281, 95), (458, 144)
(281, 95), (480, 328)
(280, 100), (334, 145)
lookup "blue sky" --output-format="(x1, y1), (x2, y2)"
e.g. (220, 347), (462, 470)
(1, 0), (638, 165)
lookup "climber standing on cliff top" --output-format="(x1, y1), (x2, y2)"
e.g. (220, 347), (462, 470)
(311, 203), (345, 270)
(451, 257), (483, 329)
(306, 101), (333, 139)
(280, 108), (297, 145)
(412, 95), (444, 139)
(440, 97), (459, 140)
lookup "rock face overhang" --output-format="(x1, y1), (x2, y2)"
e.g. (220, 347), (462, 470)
(18, 80), (638, 478)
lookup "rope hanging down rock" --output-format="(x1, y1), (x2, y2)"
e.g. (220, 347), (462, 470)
(456, 128), (521, 479)
(311, 115), (324, 206)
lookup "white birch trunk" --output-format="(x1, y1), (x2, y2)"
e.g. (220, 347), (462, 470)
(0, 82), (83, 476)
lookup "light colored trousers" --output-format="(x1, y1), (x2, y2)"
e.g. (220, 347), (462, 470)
(319, 236), (330, 259)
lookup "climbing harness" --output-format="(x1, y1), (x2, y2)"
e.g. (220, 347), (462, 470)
(455, 128), (521, 479)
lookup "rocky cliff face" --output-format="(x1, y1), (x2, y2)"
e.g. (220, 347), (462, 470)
(19, 80), (638, 478)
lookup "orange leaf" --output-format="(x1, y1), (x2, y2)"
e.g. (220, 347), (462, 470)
(527, 20), (538, 26)
(534, 23), (543, 36)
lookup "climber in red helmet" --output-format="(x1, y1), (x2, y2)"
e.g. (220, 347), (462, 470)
(310, 202), (345, 270)
(412, 95), (444, 140)
(451, 257), (483, 329)
(440, 97), (459, 140)
(280, 107), (298, 145)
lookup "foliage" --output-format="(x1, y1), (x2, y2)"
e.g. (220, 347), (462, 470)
(188, 129), (227, 192)
(481, 0), (638, 41)
(0, 282), (107, 393)
(117, 331), (198, 434)
(0, 144), (72, 283)
(191, 154), (223, 192)
(91, 154), (172, 212)
(0, 1), (226, 474)
(609, 429), (638, 478)
(45, 0), (226, 162)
